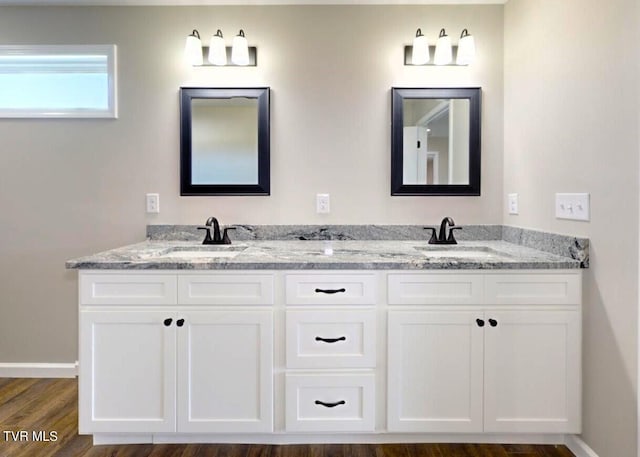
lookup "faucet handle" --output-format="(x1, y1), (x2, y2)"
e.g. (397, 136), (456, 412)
(447, 226), (462, 244)
(424, 227), (438, 244)
(221, 227), (236, 245)
(197, 226), (214, 244)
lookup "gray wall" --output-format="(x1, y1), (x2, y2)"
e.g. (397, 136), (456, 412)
(504, 1), (639, 456)
(0, 5), (503, 362)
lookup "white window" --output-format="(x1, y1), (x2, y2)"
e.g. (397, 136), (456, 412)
(0, 45), (117, 118)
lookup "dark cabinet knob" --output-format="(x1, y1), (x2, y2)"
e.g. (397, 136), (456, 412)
(488, 319), (498, 327)
(163, 318), (173, 327)
(476, 318), (485, 327)
(176, 319), (185, 327)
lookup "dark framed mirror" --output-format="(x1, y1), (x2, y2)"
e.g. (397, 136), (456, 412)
(391, 87), (481, 196)
(180, 87), (270, 196)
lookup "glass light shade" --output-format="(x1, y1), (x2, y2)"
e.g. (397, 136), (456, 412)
(411, 28), (430, 65)
(231, 30), (250, 66)
(208, 30), (227, 65)
(184, 30), (203, 66)
(456, 29), (476, 65)
(434, 29), (452, 65)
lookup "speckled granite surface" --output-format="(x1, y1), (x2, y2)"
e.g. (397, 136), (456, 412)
(146, 224), (589, 268)
(66, 239), (583, 270)
(146, 224), (504, 242)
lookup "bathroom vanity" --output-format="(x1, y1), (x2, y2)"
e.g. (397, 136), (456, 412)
(67, 232), (585, 445)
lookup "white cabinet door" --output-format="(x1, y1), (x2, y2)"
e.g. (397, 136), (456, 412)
(387, 311), (484, 433)
(177, 310), (273, 433)
(483, 310), (581, 433)
(79, 310), (177, 433)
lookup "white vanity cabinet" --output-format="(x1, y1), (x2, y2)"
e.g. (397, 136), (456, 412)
(76, 267), (582, 443)
(78, 271), (274, 435)
(387, 272), (581, 434)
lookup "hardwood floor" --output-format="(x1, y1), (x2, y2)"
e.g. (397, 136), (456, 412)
(0, 378), (576, 457)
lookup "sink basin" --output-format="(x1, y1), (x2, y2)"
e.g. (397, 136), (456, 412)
(157, 245), (247, 259)
(415, 246), (510, 260)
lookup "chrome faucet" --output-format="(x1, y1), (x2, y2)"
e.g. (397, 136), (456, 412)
(424, 217), (461, 245)
(198, 217), (236, 245)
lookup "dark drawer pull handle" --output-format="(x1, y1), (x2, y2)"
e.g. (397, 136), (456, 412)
(488, 319), (498, 327)
(176, 319), (185, 327)
(476, 318), (485, 327)
(315, 400), (346, 408)
(315, 336), (347, 343)
(163, 318), (173, 327)
(314, 288), (346, 294)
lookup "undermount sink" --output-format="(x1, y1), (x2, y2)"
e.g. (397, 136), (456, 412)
(157, 245), (247, 259)
(415, 246), (511, 260)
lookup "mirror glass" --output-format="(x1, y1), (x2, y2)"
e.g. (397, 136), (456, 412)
(391, 88), (481, 195)
(180, 87), (270, 196)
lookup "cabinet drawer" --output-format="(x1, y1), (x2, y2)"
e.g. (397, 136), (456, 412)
(178, 274), (274, 305)
(285, 273), (376, 305)
(80, 273), (177, 305)
(388, 273), (483, 305)
(485, 273), (581, 305)
(286, 309), (376, 368)
(285, 373), (375, 432)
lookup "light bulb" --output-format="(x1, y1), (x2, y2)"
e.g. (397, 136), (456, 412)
(208, 29), (227, 65)
(411, 28), (430, 65)
(231, 29), (250, 66)
(184, 29), (203, 66)
(456, 29), (476, 65)
(434, 28), (452, 65)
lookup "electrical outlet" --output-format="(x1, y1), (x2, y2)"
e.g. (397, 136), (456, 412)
(555, 193), (590, 221)
(316, 194), (330, 214)
(146, 193), (160, 213)
(508, 193), (519, 215)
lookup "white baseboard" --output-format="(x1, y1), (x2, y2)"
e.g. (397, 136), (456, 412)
(565, 435), (600, 457)
(0, 362), (78, 378)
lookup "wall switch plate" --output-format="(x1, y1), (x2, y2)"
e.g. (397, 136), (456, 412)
(146, 193), (160, 213)
(508, 193), (519, 215)
(316, 194), (330, 214)
(555, 193), (589, 221)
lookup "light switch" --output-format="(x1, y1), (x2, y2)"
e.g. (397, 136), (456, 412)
(555, 193), (589, 221)
(508, 193), (519, 215)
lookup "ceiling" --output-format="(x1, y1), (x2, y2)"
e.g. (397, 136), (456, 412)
(0, 0), (506, 5)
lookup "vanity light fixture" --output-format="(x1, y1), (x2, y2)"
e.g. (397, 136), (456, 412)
(185, 28), (257, 67)
(404, 28), (476, 66)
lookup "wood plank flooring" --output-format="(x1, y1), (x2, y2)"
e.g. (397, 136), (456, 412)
(0, 378), (576, 457)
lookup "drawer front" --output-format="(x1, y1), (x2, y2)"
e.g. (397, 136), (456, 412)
(485, 273), (581, 305)
(285, 373), (375, 432)
(285, 273), (376, 305)
(178, 274), (274, 305)
(388, 273), (483, 305)
(286, 309), (376, 368)
(80, 273), (177, 305)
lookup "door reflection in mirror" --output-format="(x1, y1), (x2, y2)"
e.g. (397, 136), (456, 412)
(402, 98), (470, 185)
(391, 87), (481, 196)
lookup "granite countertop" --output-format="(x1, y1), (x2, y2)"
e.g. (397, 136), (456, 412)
(65, 239), (582, 270)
